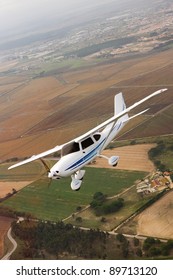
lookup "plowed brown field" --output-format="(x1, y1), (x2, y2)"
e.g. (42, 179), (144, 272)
(90, 144), (156, 172)
(0, 181), (32, 198)
(136, 191), (173, 239)
(0, 48), (173, 163)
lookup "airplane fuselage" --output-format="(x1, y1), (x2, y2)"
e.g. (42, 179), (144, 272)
(49, 116), (128, 179)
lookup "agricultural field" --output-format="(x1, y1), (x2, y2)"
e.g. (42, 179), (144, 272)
(136, 191), (173, 240)
(0, 48), (173, 162)
(116, 138), (173, 240)
(2, 167), (147, 222)
(90, 144), (156, 172)
(0, 143), (152, 232)
(0, 44), (173, 258)
(0, 161), (44, 200)
(68, 183), (153, 231)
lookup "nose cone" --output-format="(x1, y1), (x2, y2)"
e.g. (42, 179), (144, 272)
(48, 169), (61, 179)
(48, 171), (53, 178)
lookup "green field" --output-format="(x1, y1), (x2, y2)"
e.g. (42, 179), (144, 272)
(69, 184), (156, 230)
(2, 167), (147, 221)
(0, 161), (44, 181)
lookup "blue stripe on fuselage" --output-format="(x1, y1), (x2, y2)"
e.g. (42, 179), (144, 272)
(65, 121), (123, 172)
(65, 138), (106, 171)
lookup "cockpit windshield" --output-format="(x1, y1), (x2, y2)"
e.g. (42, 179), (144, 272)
(61, 141), (80, 156)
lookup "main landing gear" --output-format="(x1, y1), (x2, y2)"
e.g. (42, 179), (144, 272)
(70, 154), (119, 191)
(99, 155), (119, 167)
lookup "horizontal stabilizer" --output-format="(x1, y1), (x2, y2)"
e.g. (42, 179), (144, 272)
(125, 108), (150, 122)
(75, 88), (167, 142)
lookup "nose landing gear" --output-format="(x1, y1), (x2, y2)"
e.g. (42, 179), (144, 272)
(71, 170), (86, 191)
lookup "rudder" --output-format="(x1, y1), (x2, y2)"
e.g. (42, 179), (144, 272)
(114, 92), (126, 115)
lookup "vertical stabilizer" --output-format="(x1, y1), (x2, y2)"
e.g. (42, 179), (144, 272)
(114, 92), (126, 115)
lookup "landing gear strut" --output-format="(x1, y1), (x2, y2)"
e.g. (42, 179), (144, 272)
(71, 170), (86, 191)
(99, 154), (119, 167)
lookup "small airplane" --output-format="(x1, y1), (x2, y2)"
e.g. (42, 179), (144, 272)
(8, 88), (167, 191)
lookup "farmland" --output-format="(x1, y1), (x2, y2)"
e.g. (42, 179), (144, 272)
(136, 191), (173, 240)
(1, 0), (173, 260)
(90, 144), (156, 172)
(0, 48), (173, 162)
(2, 167), (147, 222)
(0, 48), (173, 219)
(67, 182), (153, 231)
(1, 38), (173, 259)
(0, 143), (153, 226)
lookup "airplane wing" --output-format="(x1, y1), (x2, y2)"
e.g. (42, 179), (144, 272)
(75, 88), (167, 142)
(8, 144), (64, 170)
(8, 88), (167, 170)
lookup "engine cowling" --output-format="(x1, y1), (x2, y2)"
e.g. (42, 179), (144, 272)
(108, 156), (119, 167)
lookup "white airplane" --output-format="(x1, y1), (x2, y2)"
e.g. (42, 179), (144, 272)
(8, 88), (167, 191)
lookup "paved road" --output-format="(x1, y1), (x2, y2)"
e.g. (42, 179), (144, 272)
(1, 227), (17, 260)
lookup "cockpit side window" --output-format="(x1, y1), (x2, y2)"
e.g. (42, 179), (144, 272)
(93, 133), (101, 141)
(81, 137), (94, 149)
(61, 142), (80, 156)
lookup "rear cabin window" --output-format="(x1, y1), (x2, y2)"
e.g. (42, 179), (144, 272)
(62, 142), (80, 156)
(93, 134), (101, 141)
(81, 137), (94, 149)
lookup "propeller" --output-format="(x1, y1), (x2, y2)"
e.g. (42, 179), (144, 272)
(40, 158), (51, 173)
(39, 158), (52, 188)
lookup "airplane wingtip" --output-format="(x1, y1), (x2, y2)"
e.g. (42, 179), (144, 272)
(160, 88), (168, 92)
(8, 166), (13, 170)
(152, 88), (168, 97)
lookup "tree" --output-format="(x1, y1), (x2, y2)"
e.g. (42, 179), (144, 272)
(116, 233), (126, 243)
(136, 248), (142, 257)
(93, 192), (106, 203)
(133, 237), (139, 247)
(170, 173), (173, 182)
(75, 217), (82, 223)
(12, 188), (17, 194)
(143, 237), (156, 250)
(148, 247), (161, 256)
(100, 217), (107, 223)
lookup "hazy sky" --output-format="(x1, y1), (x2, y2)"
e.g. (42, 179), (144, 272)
(0, 0), (116, 39)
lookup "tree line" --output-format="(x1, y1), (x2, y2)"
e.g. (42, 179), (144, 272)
(143, 237), (173, 257)
(11, 220), (173, 259)
(90, 192), (124, 216)
(148, 140), (173, 172)
(12, 220), (108, 259)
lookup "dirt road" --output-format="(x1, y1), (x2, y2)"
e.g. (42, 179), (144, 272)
(1, 227), (17, 260)
(0, 217), (14, 258)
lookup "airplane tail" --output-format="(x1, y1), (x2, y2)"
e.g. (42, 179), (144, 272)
(114, 92), (126, 115)
(100, 93), (129, 151)
(114, 92), (150, 125)
(101, 92), (146, 151)
(114, 92), (129, 123)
